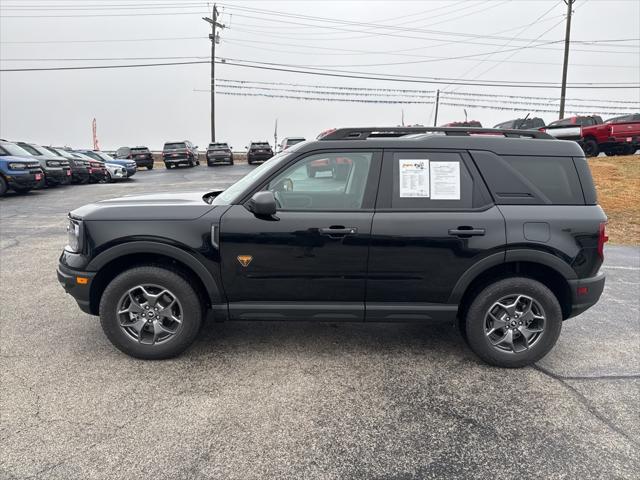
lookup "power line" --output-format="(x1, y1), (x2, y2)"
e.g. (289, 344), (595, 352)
(212, 83), (638, 110)
(1, 58), (638, 90)
(216, 78), (640, 104)
(211, 90), (635, 116)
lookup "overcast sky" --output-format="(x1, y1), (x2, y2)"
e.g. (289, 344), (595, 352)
(1, 0), (638, 151)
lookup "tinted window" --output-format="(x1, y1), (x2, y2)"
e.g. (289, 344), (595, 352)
(267, 152), (373, 210)
(209, 143), (228, 149)
(504, 156), (584, 204)
(388, 151), (475, 209)
(548, 118), (573, 127)
(164, 143), (186, 150)
(494, 120), (516, 129)
(130, 147), (148, 153)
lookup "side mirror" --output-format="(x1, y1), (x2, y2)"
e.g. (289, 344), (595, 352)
(247, 191), (277, 216)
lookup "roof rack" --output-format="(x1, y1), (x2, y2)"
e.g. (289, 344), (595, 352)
(318, 127), (553, 140)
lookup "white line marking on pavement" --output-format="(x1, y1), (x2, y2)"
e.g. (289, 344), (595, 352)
(602, 266), (640, 270)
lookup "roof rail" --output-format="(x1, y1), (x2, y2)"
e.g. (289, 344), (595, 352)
(318, 127), (554, 140)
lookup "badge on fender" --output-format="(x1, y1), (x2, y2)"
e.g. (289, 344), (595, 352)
(237, 255), (253, 267)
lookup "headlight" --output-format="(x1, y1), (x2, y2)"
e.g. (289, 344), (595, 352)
(8, 162), (28, 170)
(66, 218), (83, 253)
(47, 160), (61, 167)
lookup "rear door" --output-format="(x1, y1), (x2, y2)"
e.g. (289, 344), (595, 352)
(219, 149), (382, 321)
(366, 149), (506, 321)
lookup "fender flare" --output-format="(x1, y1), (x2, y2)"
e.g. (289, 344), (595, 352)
(448, 249), (576, 304)
(87, 241), (222, 304)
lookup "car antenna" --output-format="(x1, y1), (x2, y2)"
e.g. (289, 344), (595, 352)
(518, 113), (531, 130)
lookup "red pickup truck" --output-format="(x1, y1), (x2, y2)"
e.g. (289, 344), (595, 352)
(580, 113), (640, 157)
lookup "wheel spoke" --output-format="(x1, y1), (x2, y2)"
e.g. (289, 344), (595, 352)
(491, 329), (514, 350)
(486, 313), (508, 336)
(118, 292), (144, 315)
(121, 316), (146, 335)
(496, 300), (517, 317)
(139, 286), (168, 308)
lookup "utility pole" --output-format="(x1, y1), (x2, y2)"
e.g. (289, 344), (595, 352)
(433, 89), (440, 127)
(559, 0), (575, 119)
(203, 4), (224, 142)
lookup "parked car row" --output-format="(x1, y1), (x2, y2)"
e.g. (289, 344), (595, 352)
(0, 140), (137, 197)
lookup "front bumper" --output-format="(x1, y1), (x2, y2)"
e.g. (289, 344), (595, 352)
(43, 167), (67, 186)
(567, 272), (606, 318)
(89, 168), (107, 182)
(125, 166), (137, 177)
(71, 168), (90, 183)
(57, 262), (97, 315)
(6, 170), (43, 189)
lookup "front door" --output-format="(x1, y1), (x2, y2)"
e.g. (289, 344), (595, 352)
(220, 150), (382, 321)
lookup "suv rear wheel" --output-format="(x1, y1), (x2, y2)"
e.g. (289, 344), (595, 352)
(464, 277), (562, 368)
(99, 266), (203, 359)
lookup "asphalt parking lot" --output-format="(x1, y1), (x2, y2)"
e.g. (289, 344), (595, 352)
(1, 165), (639, 479)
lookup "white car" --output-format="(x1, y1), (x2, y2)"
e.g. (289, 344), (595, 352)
(104, 163), (127, 182)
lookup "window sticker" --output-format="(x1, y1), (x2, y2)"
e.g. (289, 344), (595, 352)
(399, 159), (430, 197)
(430, 161), (461, 200)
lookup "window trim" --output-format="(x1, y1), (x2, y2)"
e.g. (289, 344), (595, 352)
(239, 148), (383, 212)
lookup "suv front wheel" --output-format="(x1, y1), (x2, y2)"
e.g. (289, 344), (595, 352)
(464, 277), (562, 368)
(99, 266), (203, 359)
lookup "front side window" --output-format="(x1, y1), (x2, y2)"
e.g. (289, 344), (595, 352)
(267, 151), (374, 211)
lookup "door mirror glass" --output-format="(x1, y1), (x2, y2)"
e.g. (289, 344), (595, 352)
(248, 191), (277, 216)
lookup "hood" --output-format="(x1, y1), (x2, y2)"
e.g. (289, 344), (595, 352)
(71, 191), (217, 221)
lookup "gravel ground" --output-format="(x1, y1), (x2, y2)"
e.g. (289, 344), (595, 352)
(1, 165), (638, 480)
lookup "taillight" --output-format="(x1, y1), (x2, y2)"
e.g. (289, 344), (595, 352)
(598, 222), (609, 260)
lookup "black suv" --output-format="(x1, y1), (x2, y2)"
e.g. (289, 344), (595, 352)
(206, 142), (234, 166)
(162, 141), (199, 168)
(57, 127), (607, 367)
(247, 142), (274, 164)
(116, 146), (154, 170)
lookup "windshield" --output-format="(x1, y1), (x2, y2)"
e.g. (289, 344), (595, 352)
(164, 143), (186, 150)
(285, 138), (305, 146)
(211, 150), (294, 206)
(1, 142), (34, 157)
(18, 143), (43, 156)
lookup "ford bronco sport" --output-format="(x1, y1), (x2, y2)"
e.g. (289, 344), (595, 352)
(57, 127), (607, 367)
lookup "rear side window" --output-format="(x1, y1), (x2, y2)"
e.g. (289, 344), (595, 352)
(503, 156), (583, 204)
(377, 151), (490, 210)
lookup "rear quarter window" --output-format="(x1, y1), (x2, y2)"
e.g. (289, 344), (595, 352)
(502, 155), (584, 204)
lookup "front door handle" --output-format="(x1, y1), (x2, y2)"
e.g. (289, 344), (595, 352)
(448, 227), (486, 237)
(319, 226), (358, 237)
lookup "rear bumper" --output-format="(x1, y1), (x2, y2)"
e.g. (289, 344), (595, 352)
(133, 157), (153, 167)
(567, 272), (606, 318)
(207, 154), (233, 164)
(57, 262), (96, 315)
(248, 153), (273, 162)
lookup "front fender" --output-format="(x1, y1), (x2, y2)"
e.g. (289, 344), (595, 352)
(87, 240), (223, 304)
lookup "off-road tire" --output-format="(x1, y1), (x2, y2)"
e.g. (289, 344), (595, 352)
(464, 277), (562, 368)
(99, 266), (203, 359)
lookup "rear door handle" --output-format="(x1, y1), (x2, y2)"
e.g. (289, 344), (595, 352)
(448, 227), (486, 237)
(319, 226), (358, 237)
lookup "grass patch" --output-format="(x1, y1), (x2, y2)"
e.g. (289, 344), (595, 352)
(589, 155), (639, 245)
